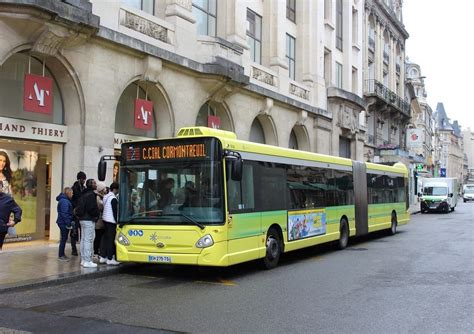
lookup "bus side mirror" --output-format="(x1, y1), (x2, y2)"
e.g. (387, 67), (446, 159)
(449, 193), (453, 198)
(231, 158), (243, 181)
(98, 158), (107, 181)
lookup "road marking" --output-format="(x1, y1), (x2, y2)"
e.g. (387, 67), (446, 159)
(0, 327), (32, 334)
(194, 278), (236, 286)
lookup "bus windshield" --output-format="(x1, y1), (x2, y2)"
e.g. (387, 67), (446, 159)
(423, 186), (447, 196)
(119, 161), (224, 225)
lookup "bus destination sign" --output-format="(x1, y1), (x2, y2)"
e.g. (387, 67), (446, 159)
(124, 139), (215, 163)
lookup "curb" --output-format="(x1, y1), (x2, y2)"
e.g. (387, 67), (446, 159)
(0, 263), (138, 294)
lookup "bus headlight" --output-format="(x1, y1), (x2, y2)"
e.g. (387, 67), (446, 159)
(117, 232), (130, 246)
(196, 234), (214, 248)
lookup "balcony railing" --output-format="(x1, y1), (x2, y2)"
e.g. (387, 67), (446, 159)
(364, 79), (410, 116)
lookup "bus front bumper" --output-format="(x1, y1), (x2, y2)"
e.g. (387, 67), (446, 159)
(116, 241), (229, 267)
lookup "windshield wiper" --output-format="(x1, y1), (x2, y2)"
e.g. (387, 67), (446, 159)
(159, 213), (205, 230)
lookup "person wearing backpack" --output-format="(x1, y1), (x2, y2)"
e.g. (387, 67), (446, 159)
(76, 179), (99, 268)
(70, 171), (86, 256)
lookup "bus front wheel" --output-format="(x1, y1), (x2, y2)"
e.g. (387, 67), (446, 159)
(263, 227), (282, 269)
(336, 218), (349, 250)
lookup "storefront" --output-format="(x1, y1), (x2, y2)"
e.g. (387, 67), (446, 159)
(0, 53), (66, 244)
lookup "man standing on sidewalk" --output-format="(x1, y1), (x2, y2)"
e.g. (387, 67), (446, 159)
(0, 180), (22, 250)
(71, 171), (87, 256)
(76, 179), (99, 268)
(100, 182), (120, 265)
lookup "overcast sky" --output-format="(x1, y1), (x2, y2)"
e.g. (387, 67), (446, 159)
(403, 0), (474, 131)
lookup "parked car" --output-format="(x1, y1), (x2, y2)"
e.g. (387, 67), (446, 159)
(463, 186), (474, 202)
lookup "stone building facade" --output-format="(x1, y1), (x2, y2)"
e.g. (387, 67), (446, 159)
(362, 0), (409, 165)
(404, 61), (433, 203)
(433, 103), (464, 183)
(462, 128), (474, 183)
(0, 0), (370, 243)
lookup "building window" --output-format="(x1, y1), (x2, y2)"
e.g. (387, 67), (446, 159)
(339, 137), (351, 158)
(289, 130), (298, 150)
(383, 71), (388, 86)
(368, 20), (375, 51)
(247, 9), (262, 64)
(352, 67), (358, 93)
(287, 0), (296, 23)
(122, 0), (154, 15)
(336, 62), (343, 88)
(0, 53), (64, 124)
(324, 49), (331, 86)
(192, 0), (217, 36)
(250, 118), (265, 144)
(352, 9), (358, 44)
(286, 34), (296, 80)
(368, 60), (374, 80)
(336, 0), (343, 50)
(324, 0), (332, 21)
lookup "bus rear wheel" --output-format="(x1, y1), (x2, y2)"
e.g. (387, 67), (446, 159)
(263, 227), (281, 269)
(389, 212), (397, 235)
(336, 218), (349, 250)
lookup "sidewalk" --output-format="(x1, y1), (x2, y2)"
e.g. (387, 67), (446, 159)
(0, 241), (128, 293)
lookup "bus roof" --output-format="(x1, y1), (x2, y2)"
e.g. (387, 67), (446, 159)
(160, 127), (408, 176)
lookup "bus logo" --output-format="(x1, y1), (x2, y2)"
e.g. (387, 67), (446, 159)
(128, 229), (143, 237)
(126, 147), (141, 161)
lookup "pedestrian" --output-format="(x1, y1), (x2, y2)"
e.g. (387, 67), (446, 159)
(100, 182), (120, 265)
(0, 180), (22, 250)
(94, 181), (107, 259)
(71, 171), (87, 256)
(76, 178), (99, 268)
(56, 187), (74, 261)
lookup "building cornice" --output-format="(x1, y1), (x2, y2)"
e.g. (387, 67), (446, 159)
(0, 0), (100, 29)
(365, 0), (409, 41)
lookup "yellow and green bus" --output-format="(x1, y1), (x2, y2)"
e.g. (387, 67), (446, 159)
(98, 127), (409, 269)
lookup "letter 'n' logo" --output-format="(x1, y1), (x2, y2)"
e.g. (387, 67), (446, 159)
(23, 74), (53, 114)
(134, 99), (153, 130)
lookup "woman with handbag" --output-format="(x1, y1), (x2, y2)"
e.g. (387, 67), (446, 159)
(0, 180), (22, 250)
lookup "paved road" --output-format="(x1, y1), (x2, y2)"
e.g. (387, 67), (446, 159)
(0, 203), (473, 333)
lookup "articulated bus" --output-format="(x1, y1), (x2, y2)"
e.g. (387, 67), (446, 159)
(98, 127), (409, 269)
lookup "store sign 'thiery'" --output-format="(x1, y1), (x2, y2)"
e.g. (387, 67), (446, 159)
(0, 116), (67, 143)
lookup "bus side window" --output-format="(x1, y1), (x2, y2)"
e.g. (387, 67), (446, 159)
(227, 163), (255, 212)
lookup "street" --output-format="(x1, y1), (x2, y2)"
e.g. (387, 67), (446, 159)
(0, 203), (473, 334)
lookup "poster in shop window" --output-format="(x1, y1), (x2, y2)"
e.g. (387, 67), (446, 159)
(0, 149), (38, 242)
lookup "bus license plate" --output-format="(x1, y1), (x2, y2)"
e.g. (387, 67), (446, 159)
(148, 255), (171, 263)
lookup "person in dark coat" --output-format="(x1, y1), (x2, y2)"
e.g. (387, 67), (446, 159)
(0, 180), (22, 250)
(56, 187), (74, 261)
(70, 171), (86, 256)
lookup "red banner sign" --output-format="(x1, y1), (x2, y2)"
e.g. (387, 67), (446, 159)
(207, 115), (221, 129)
(23, 74), (53, 114)
(134, 99), (153, 130)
